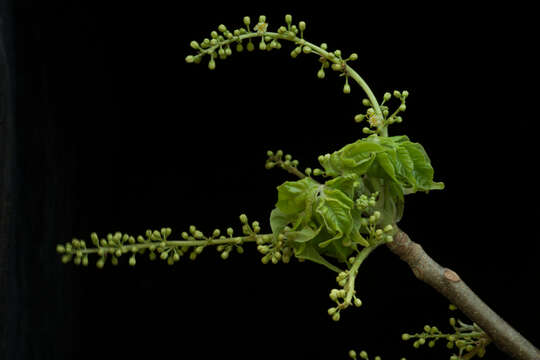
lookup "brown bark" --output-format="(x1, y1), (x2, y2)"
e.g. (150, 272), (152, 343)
(386, 227), (540, 360)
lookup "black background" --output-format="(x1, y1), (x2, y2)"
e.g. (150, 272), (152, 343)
(3, 1), (539, 359)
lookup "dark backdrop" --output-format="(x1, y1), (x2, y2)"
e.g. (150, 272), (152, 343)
(2, 1), (538, 359)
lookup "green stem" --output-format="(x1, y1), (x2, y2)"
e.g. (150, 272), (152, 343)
(195, 30), (386, 136)
(344, 244), (380, 305)
(75, 233), (273, 255)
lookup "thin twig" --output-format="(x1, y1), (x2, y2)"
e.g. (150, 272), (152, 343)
(386, 227), (540, 360)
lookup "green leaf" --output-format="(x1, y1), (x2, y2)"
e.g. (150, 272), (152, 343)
(315, 187), (354, 247)
(293, 242), (343, 273)
(324, 173), (360, 198)
(319, 140), (384, 177)
(286, 225), (322, 243)
(399, 141), (445, 192)
(276, 177), (319, 215)
(270, 208), (294, 236)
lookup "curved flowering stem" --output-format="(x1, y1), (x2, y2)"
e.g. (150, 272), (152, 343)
(185, 15), (388, 136)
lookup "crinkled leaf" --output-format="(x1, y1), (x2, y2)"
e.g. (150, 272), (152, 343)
(324, 173), (360, 198)
(315, 187), (354, 248)
(294, 242), (343, 273)
(276, 177), (319, 215)
(319, 140), (383, 177)
(400, 141), (445, 192)
(270, 207), (295, 238)
(286, 225), (322, 243)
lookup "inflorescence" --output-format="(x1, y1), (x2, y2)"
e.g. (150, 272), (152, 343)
(185, 14), (409, 137)
(56, 214), (276, 268)
(401, 304), (491, 360)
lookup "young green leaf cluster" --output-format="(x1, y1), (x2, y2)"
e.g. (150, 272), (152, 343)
(401, 305), (491, 360)
(56, 215), (275, 268)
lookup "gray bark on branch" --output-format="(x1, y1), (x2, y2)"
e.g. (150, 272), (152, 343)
(386, 227), (539, 360)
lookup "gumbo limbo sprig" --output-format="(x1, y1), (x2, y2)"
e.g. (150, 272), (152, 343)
(56, 13), (460, 360)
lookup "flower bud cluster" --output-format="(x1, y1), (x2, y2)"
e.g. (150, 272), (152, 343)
(354, 192), (394, 245)
(401, 306), (490, 359)
(56, 215), (274, 268)
(257, 231), (293, 265)
(348, 349), (392, 360)
(354, 90), (409, 134)
(327, 270), (363, 322)
(266, 150), (310, 179)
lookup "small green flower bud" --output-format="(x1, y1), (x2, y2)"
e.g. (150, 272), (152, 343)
(61, 254), (72, 263)
(194, 231), (204, 239)
(114, 249), (121, 257)
(221, 251), (229, 260)
(160, 252), (168, 260)
(449, 304), (457, 311)
(455, 340), (466, 348)
(56, 244), (66, 254)
(374, 357), (381, 360)
(129, 256), (136, 266)
(96, 258), (105, 269)
(212, 229), (221, 237)
(423, 325), (431, 332)
(90, 233), (99, 245)
(299, 21), (306, 31)
(402, 90), (409, 98)
(247, 41), (255, 52)
(239, 214), (248, 224)
(413, 341), (420, 348)
(285, 14), (292, 25)
(428, 340), (435, 348)
(218, 24), (227, 33)
(334, 49), (342, 58)
(354, 298), (362, 307)
(360, 351), (367, 359)
(418, 338), (426, 345)
(402, 333), (411, 341)
(317, 68), (325, 79)
(466, 345), (474, 352)
(258, 15), (266, 23)
(236, 43), (244, 52)
(227, 227), (234, 236)
(362, 98), (371, 106)
(210, 31), (218, 39)
(185, 55), (195, 63)
(449, 317), (456, 326)
(385, 235), (394, 243)
(313, 168), (322, 176)
(349, 53), (358, 61)
(332, 312), (340, 322)
(151, 231), (161, 241)
(349, 350), (357, 359)
(446, 341), (454, 349)
(343, 83), (351, 94)
(305, 168), (312, 176)
(331, 63), (342, 71)
(328, 307), (337, 316)
(208, 58), (216, 70)
(393, 90), (401, 98)
(259, 40), (266, 51)
(354, 114), (364, 123)
(149, 251), (156, 260)
(275, 150), (283, 157)
(173, 252), (180, 261)
(383, 92), (392, 101)
(82, 256), (89, 266)
(97, 248), (105, 256)
(450, 356), (458, 360)
(243, 16), (250, 26)
(195, 246), (204, 254)
(383, 224), (393, 232)
(189, 252), (197, 260)
(278, 26), (287, 34)
(399, 104), (407, 112)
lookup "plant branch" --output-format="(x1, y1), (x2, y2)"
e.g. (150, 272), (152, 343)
(386, 227), (540, 360)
